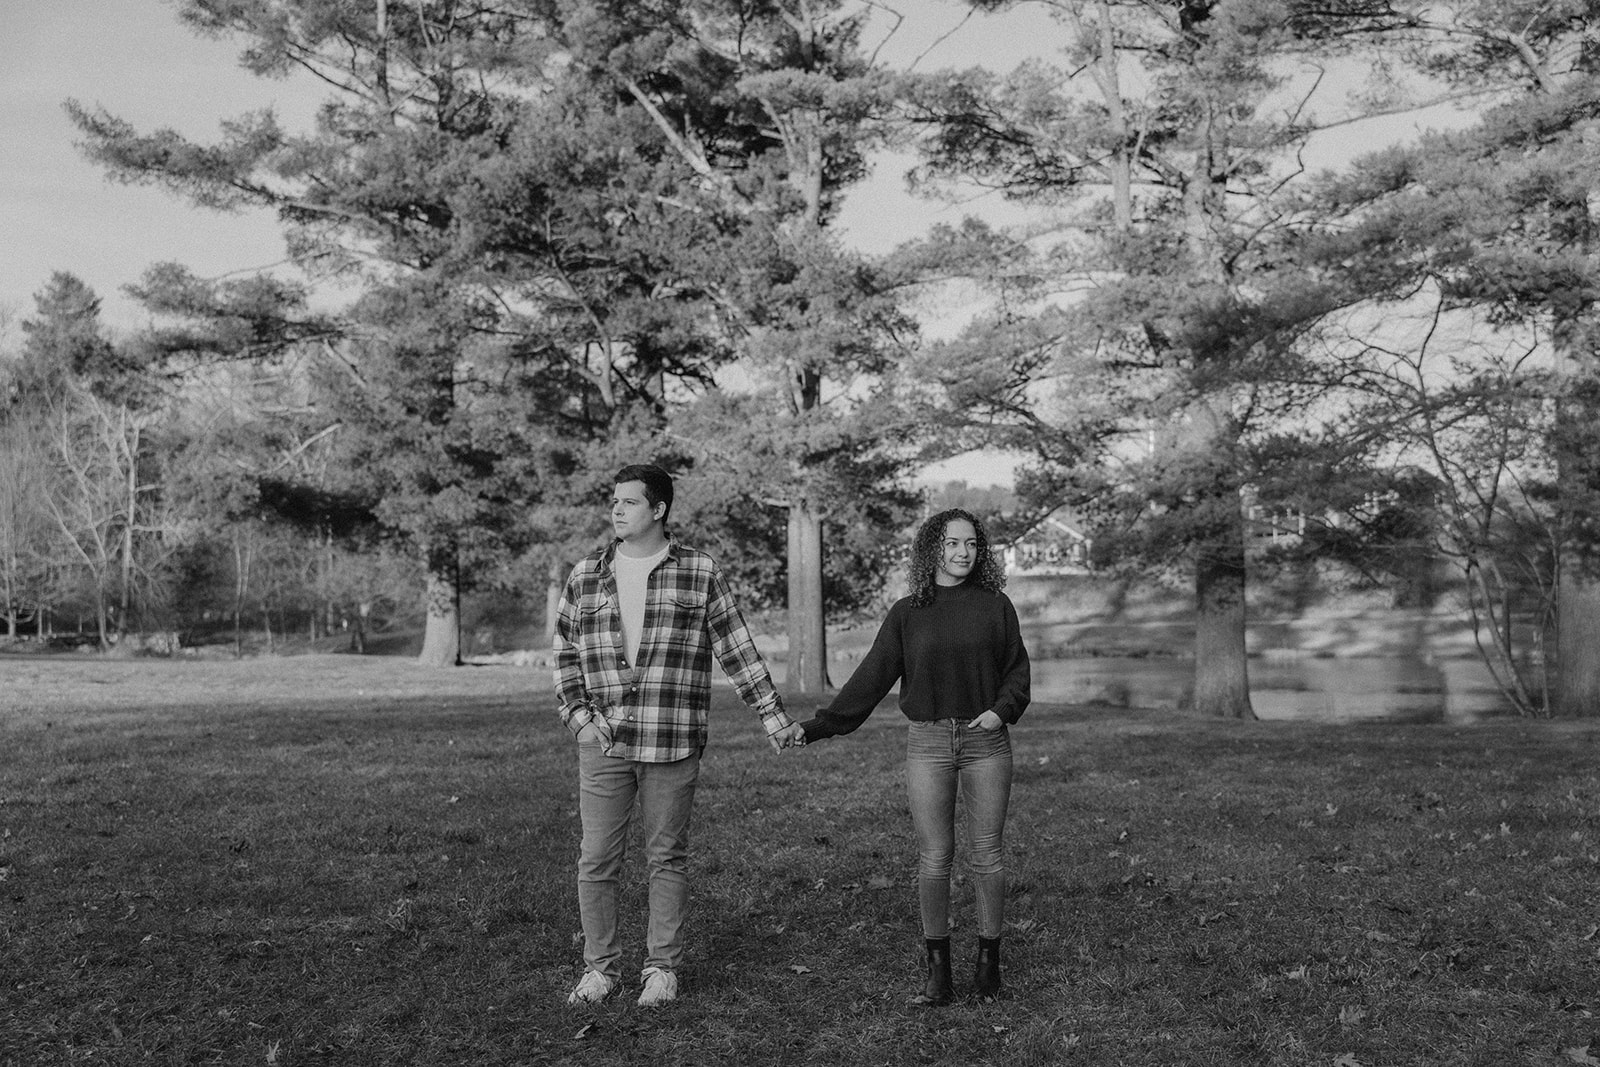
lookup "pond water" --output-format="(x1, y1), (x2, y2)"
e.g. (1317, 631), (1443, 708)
(773, 651), (1515, 723)
(1029, 654), (1511, 723)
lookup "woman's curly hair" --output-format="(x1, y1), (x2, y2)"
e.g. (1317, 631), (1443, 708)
(907, 508), (1006, 608)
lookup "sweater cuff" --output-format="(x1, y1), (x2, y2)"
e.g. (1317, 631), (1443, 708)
(992, 704), (1018, 726)
(799, 717), (831, 743)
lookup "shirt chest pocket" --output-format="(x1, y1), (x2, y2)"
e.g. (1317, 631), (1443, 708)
(662, 590), (707, 625)
(577, 594), (612, 634)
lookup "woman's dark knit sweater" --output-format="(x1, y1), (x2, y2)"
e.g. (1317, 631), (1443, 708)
(800, 581), (1031, 742)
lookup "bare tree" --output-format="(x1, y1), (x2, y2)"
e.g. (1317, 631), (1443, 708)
(40, 386), (194, 649)
(0, 417), (58, 638)
(1315, 286), (1565, 715)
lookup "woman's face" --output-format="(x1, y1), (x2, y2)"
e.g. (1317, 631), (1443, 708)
(935, 518), (979, 587)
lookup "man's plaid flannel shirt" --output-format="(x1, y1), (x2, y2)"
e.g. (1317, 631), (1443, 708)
(553, 538), (792, 762)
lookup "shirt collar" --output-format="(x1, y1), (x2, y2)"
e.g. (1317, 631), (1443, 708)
(602, 535), (681, 572)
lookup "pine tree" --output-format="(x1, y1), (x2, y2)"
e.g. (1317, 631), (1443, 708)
(904, 0), (1408, 717)
(552, 0), (921, 692)
(70, 2), (730, 665)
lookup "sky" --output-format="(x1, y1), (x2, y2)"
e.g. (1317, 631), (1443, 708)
(2, 2), (1474, 486)
(1, 0), (1056, 333)
(3, 2), (320, 333)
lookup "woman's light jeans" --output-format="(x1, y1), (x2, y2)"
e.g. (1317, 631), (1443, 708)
(905, 719), (1013, 940)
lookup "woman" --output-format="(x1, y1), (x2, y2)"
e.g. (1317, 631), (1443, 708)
(799, 508), (1030, 1005)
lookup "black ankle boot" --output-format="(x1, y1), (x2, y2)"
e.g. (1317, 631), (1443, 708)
(974, 936), (1002, 1001)
(910, 937), (952, 1006)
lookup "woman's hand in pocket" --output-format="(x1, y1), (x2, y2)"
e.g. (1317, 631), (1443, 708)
(968, 710), (1005, 732)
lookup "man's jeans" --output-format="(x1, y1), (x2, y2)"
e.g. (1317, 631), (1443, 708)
(905, 719), (1013, 940)
(576, 741), (702, 979)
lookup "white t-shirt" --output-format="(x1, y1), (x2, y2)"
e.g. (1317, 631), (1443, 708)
(613, 544), (669, 667)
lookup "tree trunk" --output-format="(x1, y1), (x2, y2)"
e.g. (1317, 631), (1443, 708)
(350, 601), (370, 654)
(1550, 182), (1600, 717)
(95, 592), (110, 652)
(119, 414), (136, 641)
(545, 560), (564, 646)
(318, 526), (334, 641)
(418, 551), (460, 667)
(1191, 493), (1255, 719)
(786, 499), (829, 695)
(117, 520), (132, 642)
(1555, 562), (1600, 716)
(233, 534), (248, 659)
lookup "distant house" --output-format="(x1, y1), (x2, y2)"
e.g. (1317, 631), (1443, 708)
(1001, 510), (1093, 575)
(1242, 486), (1308, 545)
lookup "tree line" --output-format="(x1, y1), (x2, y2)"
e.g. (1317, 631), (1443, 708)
(4, 0), (1600, 719)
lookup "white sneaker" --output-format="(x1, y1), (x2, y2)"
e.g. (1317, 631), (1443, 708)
(637, 966), (678, 1007)
(566, 970), (616, 1005)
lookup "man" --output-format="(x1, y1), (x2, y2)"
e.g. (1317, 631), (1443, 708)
(553, 463), (804, 1007)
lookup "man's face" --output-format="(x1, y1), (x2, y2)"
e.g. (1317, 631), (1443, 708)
(612, 480), (664, 542)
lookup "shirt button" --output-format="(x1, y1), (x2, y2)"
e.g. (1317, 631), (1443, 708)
(630, 685), (638, 692)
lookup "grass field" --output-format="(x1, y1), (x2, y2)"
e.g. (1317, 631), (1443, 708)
(2, 655), (1598, 1066)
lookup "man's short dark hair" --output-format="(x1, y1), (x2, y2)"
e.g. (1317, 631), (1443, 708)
(615, 463), (674, 523)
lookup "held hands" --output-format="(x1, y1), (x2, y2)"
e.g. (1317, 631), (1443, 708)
(968, 710), (1005, 732)
(769, 722), (807, 753)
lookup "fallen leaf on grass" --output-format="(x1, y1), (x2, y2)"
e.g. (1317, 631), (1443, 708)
(1582, 925), (1598, 942)
(789, 964), (812, 975)
(1338, 1005), (1367, 1026)
(867, 874), (895, 890)
(1564, 1046), (1600, 1066)
(1283, 964), (1309, 981)
(1332, 1055), (1362, 1067)
(574, 1023), (593, 1040)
